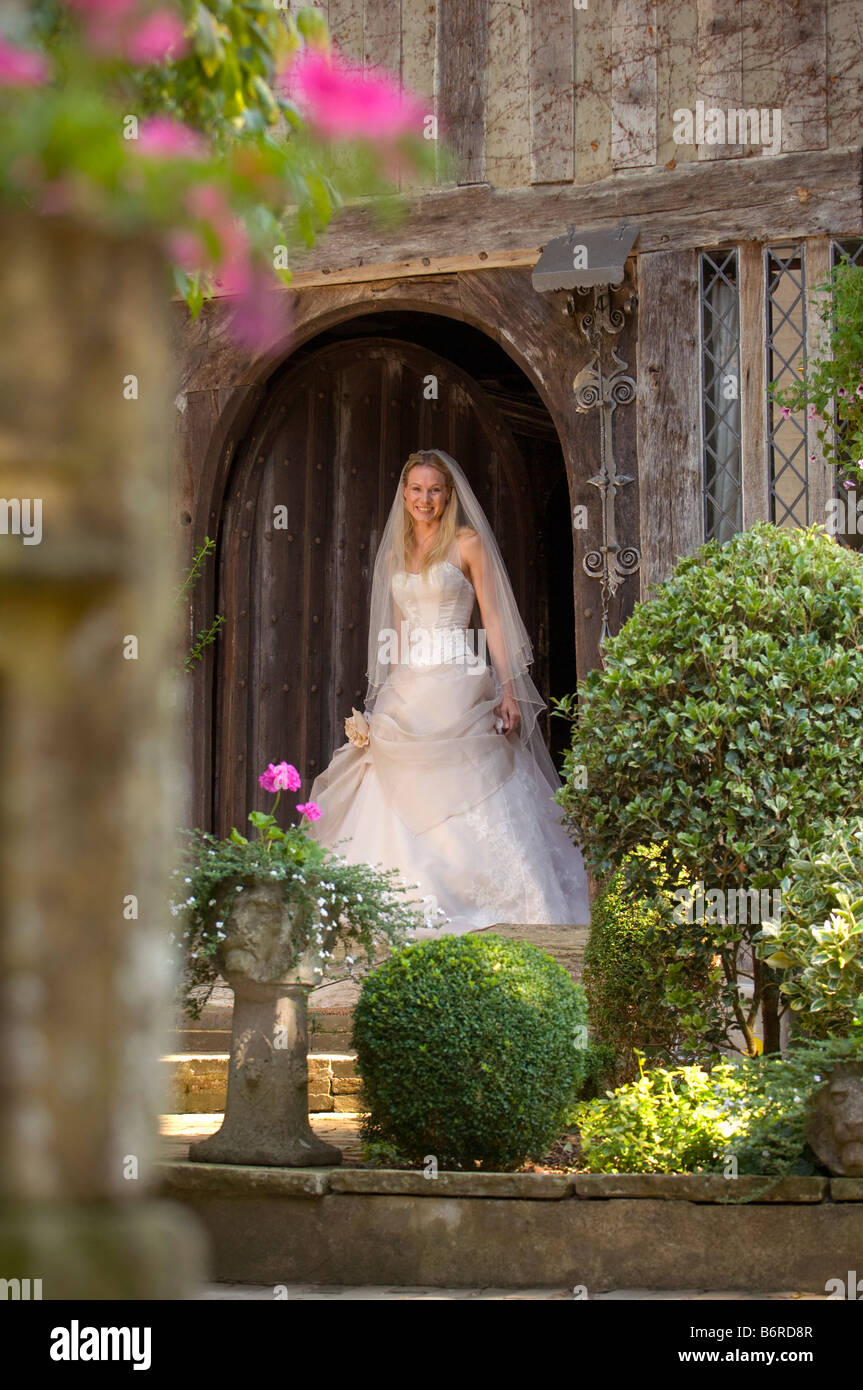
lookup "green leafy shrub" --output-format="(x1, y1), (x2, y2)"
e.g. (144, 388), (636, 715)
(574, 1035), (863, 1176)
(555, 523), (863, 1055)
(757, 817), (863, 1037)
(353, 935), (589, 1170)
(584, 848), (720, 1086)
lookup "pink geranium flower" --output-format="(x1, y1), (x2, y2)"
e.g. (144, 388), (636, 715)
(779, 405), (792, 420)
(126, 10), (187, 64)
(135, 116), (207, 158)
(280, 50), (425, 141)
(0, 37), (49, 85)
(258, 762), (301, 793)
(296, 802), (321, 821)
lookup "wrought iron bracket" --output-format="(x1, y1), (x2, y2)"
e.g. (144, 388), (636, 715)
(569, 281), (640, 656)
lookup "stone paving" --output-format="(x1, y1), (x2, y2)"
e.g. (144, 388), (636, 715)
(160, 1112), (365, 1161)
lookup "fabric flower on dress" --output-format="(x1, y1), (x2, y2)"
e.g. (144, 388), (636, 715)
(345, 707), (370, 748)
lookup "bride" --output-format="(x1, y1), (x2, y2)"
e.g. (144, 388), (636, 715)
(305, 448), (590, 934)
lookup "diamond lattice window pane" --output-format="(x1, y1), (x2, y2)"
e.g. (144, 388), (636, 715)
(767, 246), (808, 527)
(700, 250), (742, 543)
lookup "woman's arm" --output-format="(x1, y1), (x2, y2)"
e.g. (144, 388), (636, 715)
(458, 529), (521, 734)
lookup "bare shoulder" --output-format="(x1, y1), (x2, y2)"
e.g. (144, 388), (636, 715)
(456, 525), (481, 553)
(455, 526), (482, 572)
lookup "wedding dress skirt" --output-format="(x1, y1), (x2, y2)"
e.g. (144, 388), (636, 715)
(306, 560), (590, 936)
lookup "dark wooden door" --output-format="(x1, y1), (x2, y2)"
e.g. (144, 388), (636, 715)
(212, 336), (541, 836)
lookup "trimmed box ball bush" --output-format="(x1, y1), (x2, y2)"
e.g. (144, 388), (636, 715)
(556, 523), (863, 1057)
(353, 934), (589, 1170)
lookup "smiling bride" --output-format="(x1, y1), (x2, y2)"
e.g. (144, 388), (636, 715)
(305, 447), (590, 934)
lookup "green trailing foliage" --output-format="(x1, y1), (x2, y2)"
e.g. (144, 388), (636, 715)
(554, 523), (863, 1056)
(353, 934), (590, 1170)
(170, 821), (427, 1018)
(175, 536), (225, 672)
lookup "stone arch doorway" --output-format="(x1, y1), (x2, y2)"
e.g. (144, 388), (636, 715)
(208, 321), (575, 836)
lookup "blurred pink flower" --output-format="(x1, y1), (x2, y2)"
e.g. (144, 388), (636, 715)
(165, 229), (206, 271)
(779, 405), (792, 420)
(296, 802), (321, 821)
(126, 10), (187, 64)
(185, 184), (229, 221)
(281, 50), (424, 140)
(808, 404), (818, 419)
(258, 762), (301, 793)
(0, 37), (50, 85)
(135, 116), (207, 158)
(856, 384), (863, 400)
(228, 268), (293, 353)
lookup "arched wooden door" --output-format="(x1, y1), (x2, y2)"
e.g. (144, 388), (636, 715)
(212, 336), (544, 836)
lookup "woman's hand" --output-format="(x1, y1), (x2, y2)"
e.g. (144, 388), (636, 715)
(495, 694), (521, 735)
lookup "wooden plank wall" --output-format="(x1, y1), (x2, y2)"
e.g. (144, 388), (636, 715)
(297, 0), (863, 191)
(635, 250), (703, 598)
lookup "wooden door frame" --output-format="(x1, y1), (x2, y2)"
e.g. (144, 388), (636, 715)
(176, 266), (639, 828)
(212, 333), (539, 836)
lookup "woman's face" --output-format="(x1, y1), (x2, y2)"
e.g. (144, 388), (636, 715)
(403, 464), (450, 525)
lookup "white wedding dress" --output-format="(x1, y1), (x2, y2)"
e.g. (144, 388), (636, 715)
(306, 554), (590, 935)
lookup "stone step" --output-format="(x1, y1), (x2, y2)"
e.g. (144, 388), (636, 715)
(163, 1052), (361, 1115)
(173, 986), (354, 1055)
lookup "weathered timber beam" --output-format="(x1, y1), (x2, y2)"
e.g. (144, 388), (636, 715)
(285, 146), (862, 280)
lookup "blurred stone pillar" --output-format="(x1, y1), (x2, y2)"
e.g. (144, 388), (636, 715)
(0, 213), (206, 1297)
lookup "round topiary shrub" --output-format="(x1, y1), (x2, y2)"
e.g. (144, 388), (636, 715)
(353, 934), (589, 1170)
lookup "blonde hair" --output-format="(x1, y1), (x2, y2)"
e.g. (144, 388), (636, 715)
(401, 450), (459, 574)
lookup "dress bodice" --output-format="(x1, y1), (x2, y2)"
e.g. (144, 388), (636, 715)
(391, 561), (479, 668)
(391, 560), (475, 631)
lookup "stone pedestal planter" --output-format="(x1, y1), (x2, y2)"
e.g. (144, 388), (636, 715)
(189, 878), (342, 1166)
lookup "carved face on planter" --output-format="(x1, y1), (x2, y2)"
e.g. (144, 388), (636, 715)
(808, 1062), (863, 1176)
(219, 878), (309, 986)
